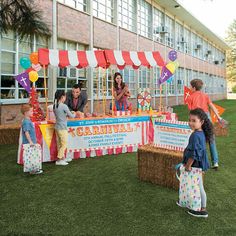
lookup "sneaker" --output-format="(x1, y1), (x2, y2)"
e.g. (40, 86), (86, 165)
(29, 170), (43, 175)
(56, 159), (69, 166)
(176, 201), (185, 208)
(64, 157), (73, 162)
(188, 209), (208, 218)
(212, 163), (219, 169)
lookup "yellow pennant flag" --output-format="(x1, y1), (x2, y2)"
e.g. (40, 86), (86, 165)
(39, 124), (55, 148)
(210, 104), (225, 123)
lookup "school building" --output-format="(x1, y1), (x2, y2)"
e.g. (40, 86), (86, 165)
(0, 0), (229, 124)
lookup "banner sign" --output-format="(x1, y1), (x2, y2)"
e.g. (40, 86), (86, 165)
(67, 116), (151, 151)
(153, 119), (192, 151)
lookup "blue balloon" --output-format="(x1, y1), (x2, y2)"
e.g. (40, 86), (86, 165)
(167, 75), (174, 83)
(20, 57), (31, 69)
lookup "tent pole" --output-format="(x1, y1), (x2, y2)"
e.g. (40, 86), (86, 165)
(111, 68), (114, 116)
(43, 65), (48, 120)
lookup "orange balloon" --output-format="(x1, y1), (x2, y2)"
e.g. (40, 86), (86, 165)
(30, 52), (39, 64)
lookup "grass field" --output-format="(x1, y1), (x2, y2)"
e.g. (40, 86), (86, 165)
(0, 100), (236, 235)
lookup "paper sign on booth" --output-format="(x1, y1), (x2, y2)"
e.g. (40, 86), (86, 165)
(153, 119), (192, 151)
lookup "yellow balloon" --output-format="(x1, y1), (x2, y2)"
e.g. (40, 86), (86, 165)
(173, 61), (179, 69)
(29, 71), (39, 82)
(166, 62), (176, 74)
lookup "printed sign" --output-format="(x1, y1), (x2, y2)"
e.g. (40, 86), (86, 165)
(67, 116), (151, 151)
(153, 119), (192, 151)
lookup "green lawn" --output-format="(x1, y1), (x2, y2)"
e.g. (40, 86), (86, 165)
(1, 100), (236, 236)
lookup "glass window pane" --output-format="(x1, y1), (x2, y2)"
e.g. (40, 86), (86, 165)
(1, 52), (15, 74)
(0, 76), (16, 99)
(57, 78), (66, 88)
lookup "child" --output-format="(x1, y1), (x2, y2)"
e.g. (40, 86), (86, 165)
(21, 104), (43, 174)
(187, 79), (221, 168)
(112, 72), (131, 111)
(53, 90), (76, 166)
(179, 108), (212, 218)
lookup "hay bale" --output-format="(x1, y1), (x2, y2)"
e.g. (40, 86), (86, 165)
(138, 145), (183, 190)
(214, 123), (229, 137)
(0, 125), (20, 145)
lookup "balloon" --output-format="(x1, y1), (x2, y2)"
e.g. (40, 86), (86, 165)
(32, 63), (42, 72)
(26, 67), (34, 73)
(167, 76), (174, 83)
(20, 57), (31, 69)
(29, 71), (39, 82)
(30, 52), (39, 64)
(173, 61), (179, 69)
(168, 50), (177, 61)
(166, 62), (176, 74)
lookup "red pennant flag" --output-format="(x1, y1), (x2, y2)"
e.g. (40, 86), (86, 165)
(184, 86), (192, 104)
(210, 104), (225, 123)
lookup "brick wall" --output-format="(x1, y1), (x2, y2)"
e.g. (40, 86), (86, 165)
(57, 4), (90, 44)
(93, 19), (117, 49)
(119, 28), (137, 51)
(0, 103), (48, 125)
(37, 0), (53, 31)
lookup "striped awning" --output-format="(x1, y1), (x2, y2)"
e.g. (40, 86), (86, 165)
(38, 48), (108, 68)
(38, 48), (165, 69)
(104, 50), (165, 69)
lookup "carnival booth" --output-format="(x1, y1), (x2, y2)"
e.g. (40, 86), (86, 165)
(17, 48), (181, 164)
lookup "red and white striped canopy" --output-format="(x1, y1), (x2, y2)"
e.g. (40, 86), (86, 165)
(38, 48), (108, 68)
(104, 50), (165, 69)
(38, 48), (165, 69)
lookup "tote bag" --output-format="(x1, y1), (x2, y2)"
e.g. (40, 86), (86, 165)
(176, 165), (202, 211)
(23, 144), (42, 173)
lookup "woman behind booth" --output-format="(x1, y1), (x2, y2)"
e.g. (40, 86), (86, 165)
(111, 72), (131, 111)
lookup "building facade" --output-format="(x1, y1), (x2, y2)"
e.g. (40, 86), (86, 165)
(0, 0), (229, 124)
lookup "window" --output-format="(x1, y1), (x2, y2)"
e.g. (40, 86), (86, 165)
(93, 0), (114, 23)
(138, 68), (151, 90)
(167, 79), (175, 95)
(58, 0), (88, 12)
(183, 28), (191, 54)
(65, 0), (76, 8)
(120, 68), (136, 97)
(153, 8), (165, 43)
(175, 68), (184, 95)
(93, 67), (114, 99)
(176, 23), (184, 52)
(186, 69), (192, 86)
(0, 31), (49, 101)
(118, 0), (136, 32)
(165, 16), (174, 48)
(191, 32), (198, 57)
(197, 36), (203, 60)
(77, 0), (88, 12)
(137, 0), (152, 38)
(153, 67), (161, 96)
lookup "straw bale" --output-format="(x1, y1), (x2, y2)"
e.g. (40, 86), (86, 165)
(138, 145), (183, 190)
(214, 123), (229, 137)
(0, 125), (20, 145)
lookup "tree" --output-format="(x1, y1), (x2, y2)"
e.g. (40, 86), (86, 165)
(0, 0), (51, 41)
(225, 20), (236, 82)
(232, 85), (236, 93)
